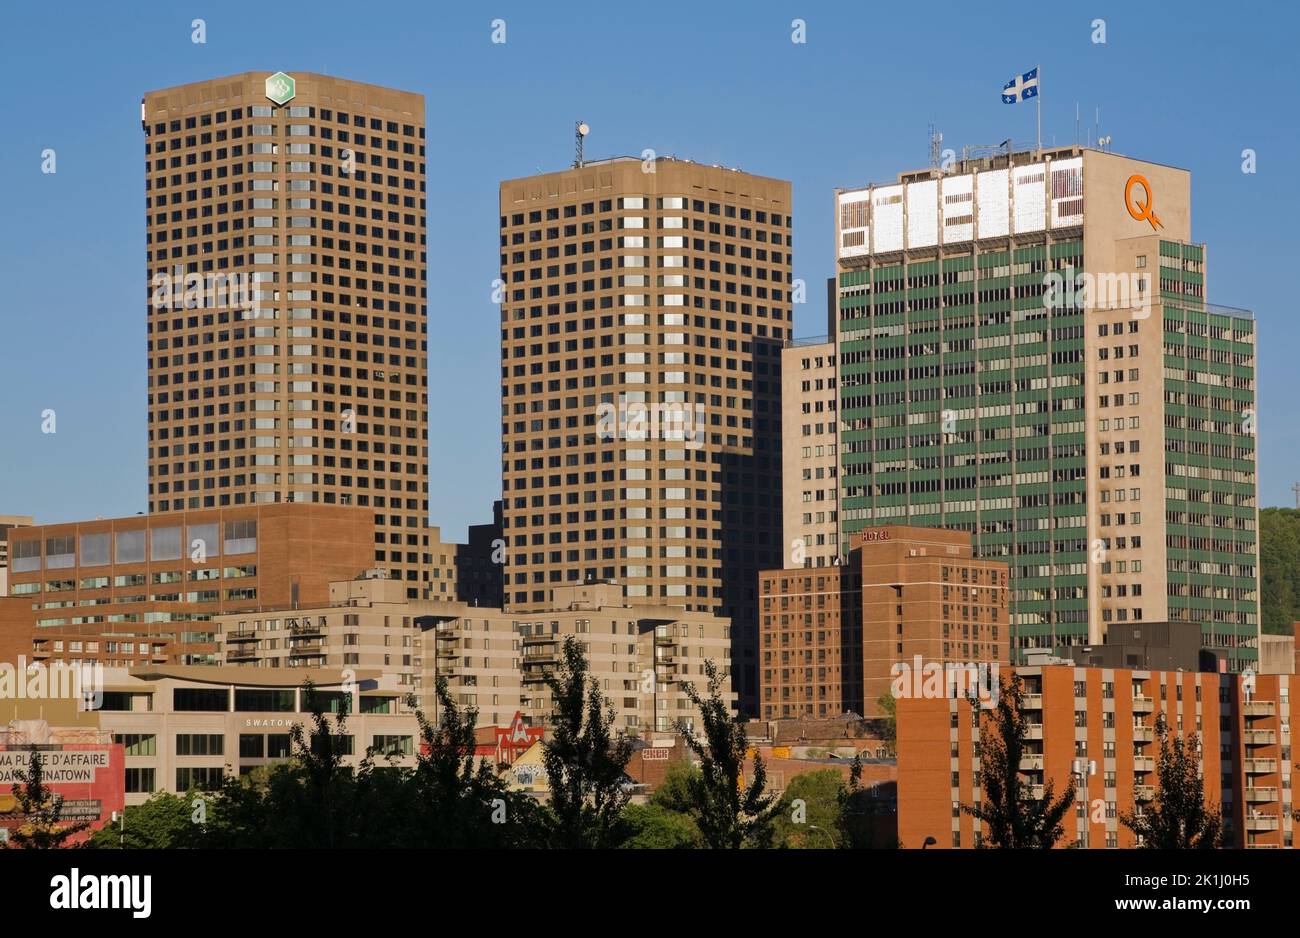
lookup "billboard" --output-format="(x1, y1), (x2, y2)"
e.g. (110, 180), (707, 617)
(0, 740), (124, 845)
(836, 154), (1087, 259)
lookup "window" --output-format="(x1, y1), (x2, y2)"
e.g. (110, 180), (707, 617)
(115, 529), (146, 564)
(80, 533), (110, 567)
(10, 539), (40, 573)
(224, 519), (257, 554)
(239, 734), (265, 758)
(175, 733), (225, 756)
(125, 768), (156, 794)
(114, 733), (156, 756)
(151, 526), (182, 561)
(187, 523), (220, 560)
(175, 767), (225, 792)
(267, 734), (292, 759)
(234, 689), (295, 712)
(173, 688), (229, 712)
(371, 735), (413, 757)
(45, 536), (75, 570)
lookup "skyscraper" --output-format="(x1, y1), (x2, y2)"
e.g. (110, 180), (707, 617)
(498, 156), (790, 711)
(833, 146), (1258, 669)
(141, 71), (431, 598)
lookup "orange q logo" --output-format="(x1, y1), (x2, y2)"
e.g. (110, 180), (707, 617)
(1124, 174), (1163, 231)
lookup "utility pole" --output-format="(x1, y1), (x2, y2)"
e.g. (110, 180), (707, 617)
(1292, 482), (1300, 509)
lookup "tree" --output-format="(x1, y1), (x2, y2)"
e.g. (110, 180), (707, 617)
(676, 659), (779, 849)
(961, 675), (1075, 849)
(773, 769), (844, 848)
(407, 677), (541, 848)
(876, 692), (897, 756)
(1120, 714), (1222, 848)
(541, 636), (634, 848)
(6, 746), (91, 849)
(1261, 507), (1300, 634)
(616, 804), (701, 849)
(88, 792), (199, 849)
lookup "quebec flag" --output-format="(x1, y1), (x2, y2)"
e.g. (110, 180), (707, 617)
(1001, 67), (1039, 104)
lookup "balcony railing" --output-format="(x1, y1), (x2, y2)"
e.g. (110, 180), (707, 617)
(1244, 786), (1278, 803)
(1244, 700), (1276, 718)
(1133, 757), (1155, 774)
(1244, 758), (1277, 774)
(1019, 754), (1044, 771)
(1025, 723), (1044, 740)
(1021, 694), (1043, 711)
(1243, 729), (1276, 746)
(1131, 696), (1154, 713)
(1134, 785), (1155, 802)
(1131, 725), (1154, 743)
(1244, 815), (1280, 832)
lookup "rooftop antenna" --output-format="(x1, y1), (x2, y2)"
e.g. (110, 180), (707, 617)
(928, 122), (943, 171)
(1291, 482), (1300, 509)
(1075, 101), (1080, 146)
(573, 120), (590, 168)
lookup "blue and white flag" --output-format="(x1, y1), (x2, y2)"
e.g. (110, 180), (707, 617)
(1001, 67), (1039, 104)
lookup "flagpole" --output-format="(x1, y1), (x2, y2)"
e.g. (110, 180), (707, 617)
(1036, 65), (1042, 154)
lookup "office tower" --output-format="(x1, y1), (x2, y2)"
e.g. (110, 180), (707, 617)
(141, 71), (432, 598)
(781, 340), (839, 568)
(498, 157), (791, 712)
(833, 146), (1258, 668)
(759, 525), (1009, 720)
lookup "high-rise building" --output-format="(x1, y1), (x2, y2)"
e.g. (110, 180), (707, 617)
(141, 71), (432, 598)
(780, 340), (839, 568)
(833, 146), (1258, 669)
(759, 524), (1009, 720)
(497, 156), (791, 712)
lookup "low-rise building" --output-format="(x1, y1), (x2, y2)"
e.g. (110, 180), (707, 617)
(215, 579), (734, 734)
(94, 666), (418, 806)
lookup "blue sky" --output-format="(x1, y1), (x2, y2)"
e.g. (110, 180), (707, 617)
(1, 1), (1296, 539)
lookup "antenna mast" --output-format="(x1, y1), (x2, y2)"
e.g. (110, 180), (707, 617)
(573, 120), (590, 168)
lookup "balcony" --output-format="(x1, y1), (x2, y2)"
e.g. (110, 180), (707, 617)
(1133, 756), (1155, 774)
(1022, 784), (1045, 801)
(1244, 700), (1276, 718)
(1244, 814), (1280, 833)
(1025, 723), (1044, 740)
(225, 630), (258, 643)
(227, 647), (259, 661)
(1243, 729), (1276, 747)
(1019, 754), (1044, 771)
(288, 618), (323, 638)
(1134, 785), (1155, 802)
(1244, 758), (1277, 775)
(1021, 694), (1043, 711)
(1131, 725), (1154, 743)
(1244, 786), (1278, 803)
(1130, 696), (1154, 713)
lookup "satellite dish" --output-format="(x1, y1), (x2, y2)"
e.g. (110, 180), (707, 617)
(578, 122), (590, 136)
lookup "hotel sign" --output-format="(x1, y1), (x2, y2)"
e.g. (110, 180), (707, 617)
(265, 72), (296, 106)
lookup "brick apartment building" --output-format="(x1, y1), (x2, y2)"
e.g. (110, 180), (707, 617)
(897, 649), (1299, 849)
(759, 525), (1009, 721)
